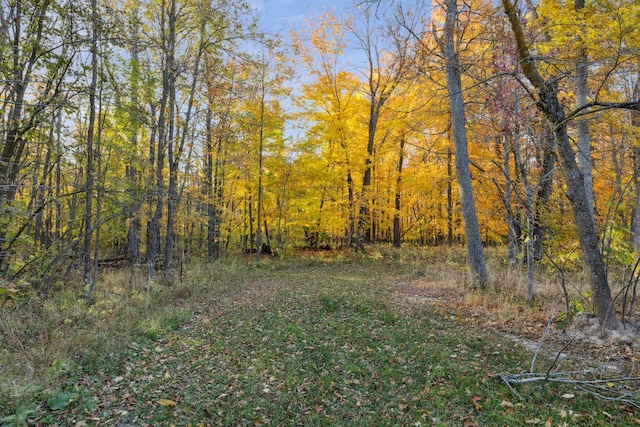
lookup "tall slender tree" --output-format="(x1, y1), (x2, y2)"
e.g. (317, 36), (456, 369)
(437, 0), (487, 286)
(83, 0), (99, 293)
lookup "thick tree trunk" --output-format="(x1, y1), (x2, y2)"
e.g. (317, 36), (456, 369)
(442, 0), (488, 286)
(503, 0), (618, 330)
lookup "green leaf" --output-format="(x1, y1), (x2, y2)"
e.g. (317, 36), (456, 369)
(47, 394), (70, 411)
(0, 404), (36, 427)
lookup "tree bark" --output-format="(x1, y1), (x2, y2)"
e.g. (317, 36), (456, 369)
(441, 0), (488, 286)
(447, 146), (454, 247)
(574, 0), (594, 220)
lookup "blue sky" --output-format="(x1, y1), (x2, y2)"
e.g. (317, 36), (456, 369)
(250, 0), (350, 33)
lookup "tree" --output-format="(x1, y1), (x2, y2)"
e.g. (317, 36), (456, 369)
(295, 12), (367, 247)
(352, 5), (414, 248)
(501, 0), (626, 330)
(437, 0), (488, 286)
(82, 0), (99, 294)
(0, 0), (73, 274)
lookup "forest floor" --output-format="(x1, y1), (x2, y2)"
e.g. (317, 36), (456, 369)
(1, 249), (640, 426)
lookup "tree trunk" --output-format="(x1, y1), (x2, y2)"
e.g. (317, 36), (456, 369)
(147, 97), (164, 279)
(631, 69), (640, 251)
(126, 12), (141, 264)
(441, 0), (488, 286)
(634, 145), (640, 252)
(393, 138), (405, 248)
(204, 106), (217, 258)
(256, 75), (266, 263)
(502, 0), (618, 330)
(574, 0), (594, 221)
(358, 98), (382, 248)
(533, 129), (556, 260)
(501, 134), (520, 269)
(163, 0), (177, 278)
(277, 160), (293, 254)
(447, 146), (454, 247)
(512, 102), (536, 301)
(83, 0), (98, 293)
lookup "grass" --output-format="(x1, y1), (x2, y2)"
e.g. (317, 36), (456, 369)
(1, 248), (639, 425)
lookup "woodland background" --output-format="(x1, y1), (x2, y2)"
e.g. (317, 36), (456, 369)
(0, 0), (639, 314)
(2, 0), (640, 422)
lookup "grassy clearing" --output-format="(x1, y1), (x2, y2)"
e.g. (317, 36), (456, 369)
(1, 249), (639, 425)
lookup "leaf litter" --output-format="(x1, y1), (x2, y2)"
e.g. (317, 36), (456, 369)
(36, 259), (640, 425)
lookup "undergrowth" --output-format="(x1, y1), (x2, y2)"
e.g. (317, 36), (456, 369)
(0, 248), (638, 425)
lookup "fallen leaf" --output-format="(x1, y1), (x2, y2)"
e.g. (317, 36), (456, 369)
(499, 399), (513, 408)
(472, 395), (482, 411)
(462, 418), (478, 427)
(157, 399), (177, 407)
